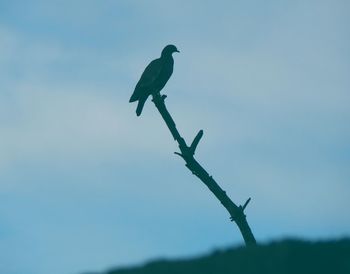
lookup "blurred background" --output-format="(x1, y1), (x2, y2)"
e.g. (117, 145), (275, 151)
(0, 1), (349, 274)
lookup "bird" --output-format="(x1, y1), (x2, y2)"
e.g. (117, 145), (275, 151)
(129, 44), (179, 116)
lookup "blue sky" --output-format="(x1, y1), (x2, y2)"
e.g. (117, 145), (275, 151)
(1, 1), (349, 274)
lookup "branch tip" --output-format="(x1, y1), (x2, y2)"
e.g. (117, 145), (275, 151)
(174, 151), (185, 159)
(242, 197), (251, 211)
(189, 130), (204, 155)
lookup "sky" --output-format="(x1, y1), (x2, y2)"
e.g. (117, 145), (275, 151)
(0, 1), (349, 274)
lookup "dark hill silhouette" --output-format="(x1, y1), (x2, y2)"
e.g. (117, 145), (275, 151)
(87, 238), (350, 274)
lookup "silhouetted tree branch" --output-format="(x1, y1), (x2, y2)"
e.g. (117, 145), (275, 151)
(151, 93), (256, 246)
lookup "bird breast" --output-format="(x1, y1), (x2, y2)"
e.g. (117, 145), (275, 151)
(154, 58), (174, 91)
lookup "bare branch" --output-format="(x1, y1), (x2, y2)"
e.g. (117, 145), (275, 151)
(149, 92), (256, 246)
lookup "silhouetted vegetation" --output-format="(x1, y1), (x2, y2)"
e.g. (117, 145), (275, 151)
(89, 239), (350, 274)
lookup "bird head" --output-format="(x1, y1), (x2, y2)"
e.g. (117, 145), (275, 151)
(161, 44), (180, 57)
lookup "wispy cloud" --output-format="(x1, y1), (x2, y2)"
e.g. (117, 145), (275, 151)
(0, 1), (350, 274)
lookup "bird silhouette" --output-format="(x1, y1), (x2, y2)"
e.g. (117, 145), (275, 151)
(129, 44), (179, 116)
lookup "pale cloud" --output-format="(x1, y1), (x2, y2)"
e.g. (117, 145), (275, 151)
(0, 84), (164, 168)
(0, 26), (226, 171)
(0, 2), (350, 274)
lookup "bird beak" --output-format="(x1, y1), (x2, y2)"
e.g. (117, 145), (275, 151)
(175, 49), (180, 53)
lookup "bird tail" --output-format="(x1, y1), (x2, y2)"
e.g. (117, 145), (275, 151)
(136, 97), (147, 116)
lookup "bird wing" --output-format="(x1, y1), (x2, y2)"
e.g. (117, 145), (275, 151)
(137, 58), (163, 87)
(130, 58), (162, 102)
